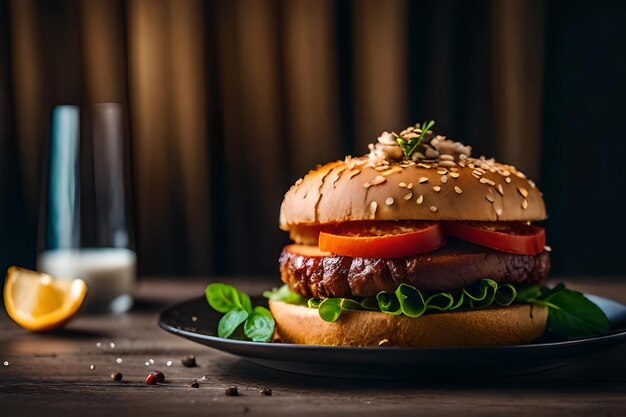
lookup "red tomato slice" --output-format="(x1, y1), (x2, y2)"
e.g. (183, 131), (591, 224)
(442, 222), (546, 255)
(318, 221), (446, 258)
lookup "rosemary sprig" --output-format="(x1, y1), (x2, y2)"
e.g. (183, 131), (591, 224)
(394, 120), (435, 158)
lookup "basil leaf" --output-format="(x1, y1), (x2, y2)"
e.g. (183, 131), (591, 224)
(543, 288), (610, 338)
(206, 283), (251, 313)
(395, 284), (426, 317)
(218, 309), (248, 338)
(244, 306), (275, 342)
(263, 285), (307, 305)
(516, 285), (542, 302)
(318, 298), (342, 322)
(376, 292), (401, 315)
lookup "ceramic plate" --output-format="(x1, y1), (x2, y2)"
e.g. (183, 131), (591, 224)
(159, 294), (626, 379)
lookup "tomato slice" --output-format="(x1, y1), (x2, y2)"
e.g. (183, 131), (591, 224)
(318, 221), (446, 258)
(442, 222), (546, 255)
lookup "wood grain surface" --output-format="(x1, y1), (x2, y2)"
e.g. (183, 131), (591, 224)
(2, 277), (626, 417)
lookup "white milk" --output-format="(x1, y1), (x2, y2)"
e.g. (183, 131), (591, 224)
(37, 248), (136, 314)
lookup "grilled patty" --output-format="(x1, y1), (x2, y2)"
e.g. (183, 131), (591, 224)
(279, 239), (550, 299)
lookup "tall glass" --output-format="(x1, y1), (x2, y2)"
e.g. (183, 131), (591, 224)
(37, 104), (135, 314)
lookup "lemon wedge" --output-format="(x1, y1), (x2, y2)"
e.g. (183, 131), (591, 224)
(4, 267), (87, 332)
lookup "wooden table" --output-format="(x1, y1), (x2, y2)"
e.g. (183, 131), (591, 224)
(2, 277), (626, 417)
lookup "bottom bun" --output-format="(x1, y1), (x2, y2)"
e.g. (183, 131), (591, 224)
(269, 300), (548, 347)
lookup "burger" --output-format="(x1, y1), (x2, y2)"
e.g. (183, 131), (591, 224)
(267, 121), (554, 347)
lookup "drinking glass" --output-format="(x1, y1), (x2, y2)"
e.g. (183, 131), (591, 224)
(37, 104), (136, 314)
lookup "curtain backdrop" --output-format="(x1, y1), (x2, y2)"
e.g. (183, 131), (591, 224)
(0, 0), (544, 276)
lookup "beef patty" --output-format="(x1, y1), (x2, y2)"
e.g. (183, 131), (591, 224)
(279, 239), (550, 299)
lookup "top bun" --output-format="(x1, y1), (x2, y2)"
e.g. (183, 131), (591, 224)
(279, 126), (545, 229)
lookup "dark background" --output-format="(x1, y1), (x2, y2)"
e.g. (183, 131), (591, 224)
(0, 0), (625, 279)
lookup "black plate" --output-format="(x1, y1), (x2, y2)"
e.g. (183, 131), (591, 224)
(159, 294), (626, 379)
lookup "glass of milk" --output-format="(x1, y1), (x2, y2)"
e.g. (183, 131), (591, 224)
(37, 104), (136, 314)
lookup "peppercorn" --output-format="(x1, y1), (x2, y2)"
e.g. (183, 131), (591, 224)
(111, 372), (123, 382)
(181, 355), (197, 367)
(260, 388), (272, 396)
(145, 373), (157, 385)
(151, 370), (165, 383)
(225, 386), (239, 396)
(190, 381), (200, 388)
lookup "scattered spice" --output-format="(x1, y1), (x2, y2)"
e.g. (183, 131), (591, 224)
(89, 364), (95, 370)
(260, 388), (272, 396)
(111, 372), (123, 381)
(181, 355), (197, 368)
(190, 381), (200, 388)
(166, 360), (173, 367)
(3, 361), (8, 366)
(225, 386), (239, 396)
(151, 371), (165, 383)
(145, 373), (157, 385)
(116, 357), (123, 364)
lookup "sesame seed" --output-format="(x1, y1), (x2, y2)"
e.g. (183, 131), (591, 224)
(440, 154), (454, 161)
(437, 168), (448, 175)
(418, 163), (432, 169)
(404, 192), (413, 200)
(441, 175), (448, 184)
(497, 184), (504, 195)
(522, 199), (528, 209)
(505, 177), (512, 183)
(454, 186), (462, 194)
(450, 172), (460, 178)
(450, 167), (459, 172)
(479, 178), (495, 186)
(485, 194), (495, 203)
(516, 171), (527, 179)
(295, 178), (303, 186)
(364, 182), (371, 188)
(433, 186), (441, 192)
(371, 175), (387, 185)
(378, 339), (389, 346)
(369, 201), (377, 219)
(439, 160), (457, 167)
(399, 182), (407, 188)
(407, 182), (413, 189)
(473, 170), (483, 177)
(502, 170), (511, 176)
(385, 197), (394, 206)
(518, 187), (528, 198)
(544, 245), (552, 252)
(416, 195), (424, 204)
(528, 180), (536, 189)
(430, 206), (438, 213)
(419, 177), (429, 183)
(382, 167), (402, 176)
(495, 206), (503, 216)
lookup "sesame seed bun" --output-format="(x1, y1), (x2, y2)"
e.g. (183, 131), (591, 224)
(279, 156), (546, 230)
(269, 300), (548, 347)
